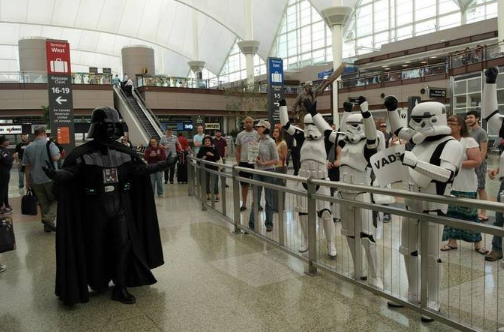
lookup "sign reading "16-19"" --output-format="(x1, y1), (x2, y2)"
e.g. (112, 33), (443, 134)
(46, 39), (75, 149)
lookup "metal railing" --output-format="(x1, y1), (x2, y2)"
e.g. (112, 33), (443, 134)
(0, 71), (117, 85)
(450, 42), (504, 69)
(187, 156), (504, 332)
(339, 63), (447, 89)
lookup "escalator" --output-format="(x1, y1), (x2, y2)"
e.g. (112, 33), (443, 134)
(113, 85), (163, 145)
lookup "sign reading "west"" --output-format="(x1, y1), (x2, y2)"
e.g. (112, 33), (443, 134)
(46, 40), (75, 150)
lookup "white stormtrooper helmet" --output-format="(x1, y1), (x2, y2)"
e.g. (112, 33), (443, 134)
(303, 114), (322, 140)
(409, 102), (451, 144)
(345, 113), (365, 143)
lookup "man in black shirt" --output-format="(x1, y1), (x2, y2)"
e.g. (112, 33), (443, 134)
(14, 134), (29, 189)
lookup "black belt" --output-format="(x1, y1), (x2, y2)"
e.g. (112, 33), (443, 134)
(85, 182), (131, 195)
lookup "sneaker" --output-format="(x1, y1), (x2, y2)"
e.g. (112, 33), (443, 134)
(383, 213), (391, 223)
(266, 225), (273, 232)
(485, 250), (503, 262)
(0, 263), (6, 273)
(240, 206), (247, 212)
(42, 221), (56, 233)
(258, 205), (264, 212)
(1, 208), (12, 215)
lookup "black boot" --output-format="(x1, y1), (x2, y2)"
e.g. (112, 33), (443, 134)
(111, 285), (136, 304)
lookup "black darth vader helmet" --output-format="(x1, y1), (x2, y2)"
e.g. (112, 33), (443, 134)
(87, 107), (124, 143)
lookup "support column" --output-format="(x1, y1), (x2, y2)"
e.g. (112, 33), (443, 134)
(121, 46), (155, 85)
(189, 10), (206, 88)
(321, 5), (353, 128)
(18, 37), (47, 83)
(499, 0), (504, 45)
(238, 0), (260, 89)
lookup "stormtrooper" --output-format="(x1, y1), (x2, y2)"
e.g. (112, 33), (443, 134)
(481, 67), (504, 274)
(384, 96), (462, 319)
(309, 96), (383, 289)
(279, 99), (337, 259)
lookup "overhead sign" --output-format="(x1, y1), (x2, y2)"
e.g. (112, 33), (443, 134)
(89, 67), (98, 74)
(205, 123), (221, 130)
(348, 97), (360, 104)
(0, 125), (22, 135)
(318, 69), (333, 79)
(46, 40), (75, 149)
(102, 68), (112, 74)
(428, 88), (446, 98)
(267, 57), (284, 125)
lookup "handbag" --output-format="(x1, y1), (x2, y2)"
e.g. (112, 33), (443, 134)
(0, 217), (15, 253)
(21, 188), (38, 215)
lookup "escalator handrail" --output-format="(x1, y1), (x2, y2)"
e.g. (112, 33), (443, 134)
(132, 89), (163, 138)
(113, 85), (159, 139)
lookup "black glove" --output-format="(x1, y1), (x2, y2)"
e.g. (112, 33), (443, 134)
(485, 67), (499, 84)
(384, 96), (398, 111)
(358, 96), (366, 105)
(343, 102), (353, 112)
(42, 161), (56, 179)
(303, 99), (317, 116)
(279, 98), (287, 107)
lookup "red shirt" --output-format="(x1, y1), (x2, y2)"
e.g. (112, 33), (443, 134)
(144, 146), (166, 164)
(178, 136), (190, 152)
(213, 136), (227, 158)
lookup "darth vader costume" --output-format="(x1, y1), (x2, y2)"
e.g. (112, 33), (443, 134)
(45, 107), (172, 305)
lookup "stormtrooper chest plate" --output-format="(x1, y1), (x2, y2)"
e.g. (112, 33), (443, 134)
(409, 140), (443, 188)
(340, 140), (367, 173)
(300, 138), (327, 164)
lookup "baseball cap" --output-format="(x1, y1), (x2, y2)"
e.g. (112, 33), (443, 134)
(255, 120), (271, 130)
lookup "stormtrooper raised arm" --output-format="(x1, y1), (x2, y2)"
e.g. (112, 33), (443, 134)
(384, 96), (462, 320)
(306, 96), (383, 289)
(279, 99), (337, 259)
(384, 96), (458, 184)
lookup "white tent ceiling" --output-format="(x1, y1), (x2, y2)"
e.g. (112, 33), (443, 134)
(0, 0), (360, 76)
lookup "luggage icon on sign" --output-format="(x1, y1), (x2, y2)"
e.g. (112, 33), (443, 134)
(271, 72), (282, 83)
(50, 58), (68, 73)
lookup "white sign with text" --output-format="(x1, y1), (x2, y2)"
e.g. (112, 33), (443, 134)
(370, 144), (409, 187)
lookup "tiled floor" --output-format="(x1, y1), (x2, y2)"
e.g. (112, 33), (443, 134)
(0, 153), (503, 332)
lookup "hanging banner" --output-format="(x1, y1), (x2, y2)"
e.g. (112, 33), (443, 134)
(46, 40), (75, 149)
(267, 57), (284, 125)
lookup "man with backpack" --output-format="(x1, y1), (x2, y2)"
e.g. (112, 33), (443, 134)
(22, 128), (61, 232)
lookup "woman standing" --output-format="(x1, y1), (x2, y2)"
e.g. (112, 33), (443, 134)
(272, 127), (287, 212)
(248, 120), (278, 232)
(144, 138), (166, 197)
(442, 115), (488, 254)
(0, 136), (13, 214)
(196, 136), (220, 201)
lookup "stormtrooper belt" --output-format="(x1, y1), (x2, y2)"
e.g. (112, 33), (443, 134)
(298, 168), (327, 179)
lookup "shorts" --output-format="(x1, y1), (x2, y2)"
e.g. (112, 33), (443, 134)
(475, 161), (487, 190)
(238, 162), (254, 186)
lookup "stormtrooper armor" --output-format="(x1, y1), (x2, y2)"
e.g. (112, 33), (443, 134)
(482, 68), (504, 178)
(385, 96), (462, 315)
(310, 97), (383, 289)
(279, 100), (337, 259)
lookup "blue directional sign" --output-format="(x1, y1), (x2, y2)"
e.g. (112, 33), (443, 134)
(267, 57), (284, 124)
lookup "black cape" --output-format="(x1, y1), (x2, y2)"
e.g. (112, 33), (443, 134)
(55, 141), (164, 305)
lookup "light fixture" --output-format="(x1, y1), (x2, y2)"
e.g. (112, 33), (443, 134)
(384, 67), (390, 70)
(381, 65), (388, 68)
(420, 61), (427, 64)
(402, 64), (409, 67)
(430, 56), (437, 59)
(405, 61), (411, 64)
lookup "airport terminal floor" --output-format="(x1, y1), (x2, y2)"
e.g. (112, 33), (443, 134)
(0, 154), (503, 332)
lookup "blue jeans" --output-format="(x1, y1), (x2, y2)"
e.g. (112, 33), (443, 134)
(492, 181), (504, 253)
(205, 173), (219, 195)
(249, 173), (275, 229)
(150, 172), (164, 196)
